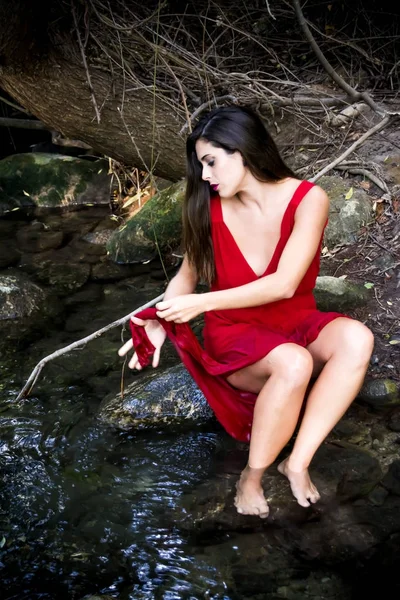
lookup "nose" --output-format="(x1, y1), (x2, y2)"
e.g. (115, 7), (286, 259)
(202, 164), (211, 181)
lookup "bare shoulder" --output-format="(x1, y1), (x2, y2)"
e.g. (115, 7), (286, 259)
(297, 182), (329, 216)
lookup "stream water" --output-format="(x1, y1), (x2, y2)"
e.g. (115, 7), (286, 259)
(1, 355), (236, 599)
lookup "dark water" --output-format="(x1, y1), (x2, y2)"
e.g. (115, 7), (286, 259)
(0, 356), (243, 599)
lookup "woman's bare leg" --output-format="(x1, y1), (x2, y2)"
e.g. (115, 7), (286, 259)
(279, 318), (374, 507)
(227, 343), (313, 517)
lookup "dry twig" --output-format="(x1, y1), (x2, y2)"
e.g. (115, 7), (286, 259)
(16, 294), (164, 401)
(310, 116), (391, 182)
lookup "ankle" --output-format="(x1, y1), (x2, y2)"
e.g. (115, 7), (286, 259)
(285, 456), (310, 473)
(241, 464), (266, 484)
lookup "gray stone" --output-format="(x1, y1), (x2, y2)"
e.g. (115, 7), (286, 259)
(314, 275), (370, 312)
(98, 363), (213, 430)
(0, 153), (111, 215)
(318, 175), (373, 248)
(357, 378), (399, 409)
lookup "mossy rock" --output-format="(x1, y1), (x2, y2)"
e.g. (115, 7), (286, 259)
(318, 175), (373, 248)
(0, 153), (111, 215)
(107, 180), (185, 263)
(314, 275), (370, 312)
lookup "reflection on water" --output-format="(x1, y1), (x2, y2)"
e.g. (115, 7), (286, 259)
(0, 366), (235, 599)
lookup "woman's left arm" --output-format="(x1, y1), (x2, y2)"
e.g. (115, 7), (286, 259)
(156, 186), (329, 322)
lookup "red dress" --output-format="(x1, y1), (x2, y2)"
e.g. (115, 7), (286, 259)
(131, 180), (344, 442)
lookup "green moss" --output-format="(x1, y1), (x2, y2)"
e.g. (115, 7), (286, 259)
(0, 153), (108, 210)
(107, 179), (185, 263)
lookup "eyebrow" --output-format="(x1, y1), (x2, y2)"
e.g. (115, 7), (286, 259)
(200, 153), (211, 161)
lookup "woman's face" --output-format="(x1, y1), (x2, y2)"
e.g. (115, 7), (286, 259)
(195, 138), (247, 198)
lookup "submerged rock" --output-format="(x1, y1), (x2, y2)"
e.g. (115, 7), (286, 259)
(0, 153), (111, 215)
(98, 363), (213, 430)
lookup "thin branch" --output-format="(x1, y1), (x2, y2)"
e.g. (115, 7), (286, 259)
(71, 0), (101, 123)
(265, 0), (276, 20)
(179, 95), (237, 135)
(16, 293), (164, 401)
(0, 118), (50, 130)
(292, 0), (384, 115)
(310, 115), (391, 182)
(334, 166), (389, 194)
(0, 95), (30, 114)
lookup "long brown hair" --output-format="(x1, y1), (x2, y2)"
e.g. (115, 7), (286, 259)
(183, 105), (295, 286)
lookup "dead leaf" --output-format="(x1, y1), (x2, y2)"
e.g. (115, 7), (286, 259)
(359, 181), (371, 190)
(345, 187), (354, 200)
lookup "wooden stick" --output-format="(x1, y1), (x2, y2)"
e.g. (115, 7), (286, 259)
(16, 293), (164, 400)
(310, 115), (391, 182)
(0, 117), (49, 130)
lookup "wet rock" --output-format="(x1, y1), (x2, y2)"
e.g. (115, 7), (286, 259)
(357, 378), (399, 409)
(0, 240), (20, 267)
(0, 272), (62, 347)
(174, 442), (382, 534)
(0, 153), (111, 215)
(81, 230), (115, 253)
(98, 363), (213, 430)
(318, 175), (373, 247)
(314, 275), (370, 312)
(107, 180), (185, 263)
(33, 260), (91, 295)
(16, 227), (64, 252)
(90, 260), (144, 281)
(382, 459), (400, 495)
(64, 284), (104, 306)
(388, 408), (400, 432)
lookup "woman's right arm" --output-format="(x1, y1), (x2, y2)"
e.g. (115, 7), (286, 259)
(118, 255), (198, 368)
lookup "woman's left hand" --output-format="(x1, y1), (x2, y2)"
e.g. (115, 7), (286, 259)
(155, 294), (206, 323)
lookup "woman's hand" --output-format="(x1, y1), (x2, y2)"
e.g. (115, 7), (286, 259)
(118, 316), (167, 370)
(155, 294), (206, 323)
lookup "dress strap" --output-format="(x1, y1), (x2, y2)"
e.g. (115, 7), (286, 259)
(210, 194), (223, 223)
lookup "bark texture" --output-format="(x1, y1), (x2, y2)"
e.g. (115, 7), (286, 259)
(0, 0), (186, 180)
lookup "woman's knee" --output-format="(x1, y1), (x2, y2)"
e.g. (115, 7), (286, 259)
(270, 344), (313, 387)
(338, 320), (374, 365)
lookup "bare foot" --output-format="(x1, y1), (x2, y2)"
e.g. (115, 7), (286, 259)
(277, 458), (320, 507)
(234, 468), (269, 518)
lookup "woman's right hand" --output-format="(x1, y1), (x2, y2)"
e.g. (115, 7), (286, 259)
(118, 316), (167, 370)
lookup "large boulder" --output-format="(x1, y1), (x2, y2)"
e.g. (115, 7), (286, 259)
(0, 153), (111, 215)
(0, 272), (62, 347)
(107, 180), (185, 263)
(98, 363), (213, 430)
(318, 175), (373, 248)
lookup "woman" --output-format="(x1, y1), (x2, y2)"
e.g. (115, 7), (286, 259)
(119, 106), (374, 518)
